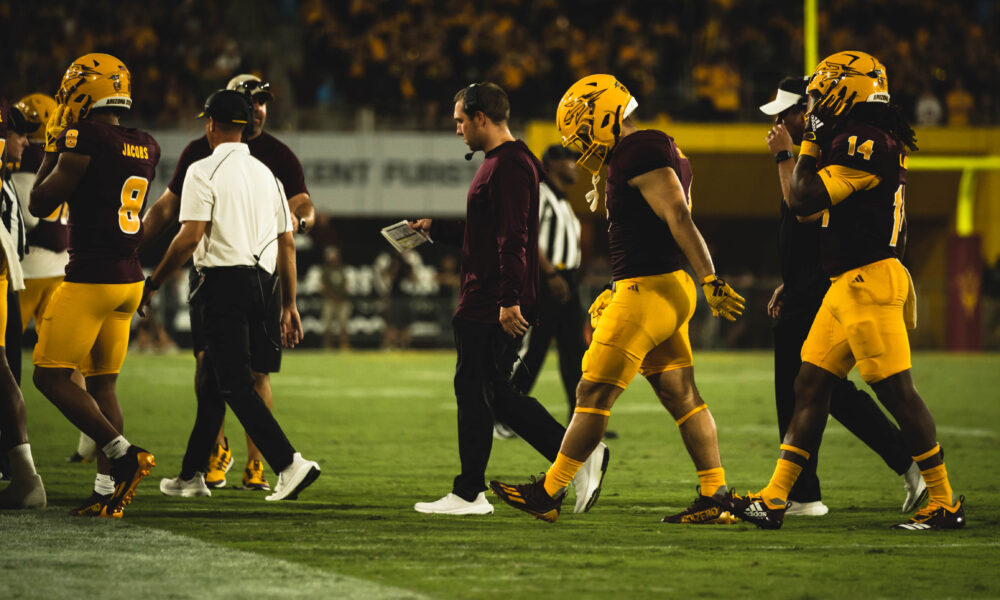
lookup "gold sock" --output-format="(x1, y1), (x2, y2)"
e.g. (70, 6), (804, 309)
(921, 463), (955, 508)
(544, 452), (584, 498)
(760, 459), (803, 508)
(697, 467), (726, 497)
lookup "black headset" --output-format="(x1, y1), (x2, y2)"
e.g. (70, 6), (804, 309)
(463, 83), (485, 161)
(463, 83), (483, 117)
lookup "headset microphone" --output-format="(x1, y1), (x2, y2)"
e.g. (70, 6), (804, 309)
(465, 150), (476, 160)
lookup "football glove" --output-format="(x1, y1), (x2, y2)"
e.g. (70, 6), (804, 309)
(701, 274), (745, 321)
(587, 287), (614, 329)
(44, 104), (75, 153)
(803, 86), (855, 147)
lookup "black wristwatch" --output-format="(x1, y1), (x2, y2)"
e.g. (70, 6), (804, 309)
(775, 150), (794, 164)
(297, 217), (308, 234)
(144, 276), (160, 291)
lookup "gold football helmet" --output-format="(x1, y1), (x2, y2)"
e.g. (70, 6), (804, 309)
(806, 51), (889, 118)
(57, 53), (132, 119)
(15, 93), (57, 142)
(556, 74), (638, 175)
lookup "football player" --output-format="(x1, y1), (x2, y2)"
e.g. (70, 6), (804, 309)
(8, 94), (96, 465)
(761, 77), (925, 516)
(0, 98), (46, 509)
(142, 73), (315, 492)
(490, 75), (745, 523)
(723, 51), (965, 530)
(30, 53), (160, 518)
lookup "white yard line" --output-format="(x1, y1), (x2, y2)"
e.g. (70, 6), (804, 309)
(0, 512), (430, 600)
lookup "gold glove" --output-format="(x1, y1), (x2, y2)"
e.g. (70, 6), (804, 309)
(701, 274), (746, 321)
(44, 104), (75, 153)
(587, 288), (614, 330)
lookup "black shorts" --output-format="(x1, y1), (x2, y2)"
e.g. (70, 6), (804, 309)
(189, 266), (282, 374)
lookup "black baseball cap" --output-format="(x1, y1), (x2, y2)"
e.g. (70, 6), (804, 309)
(759, 76), (809, 115)
(197, 89), (252, 125)
(7, 104), (39, 135)
(542, 144), (581, 165)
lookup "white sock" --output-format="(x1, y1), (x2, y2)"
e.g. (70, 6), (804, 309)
(77, 432), (97, 458)
(94, 473), (115, 495)
(102, 436), (129, 460)
(9, 444), (38, 480)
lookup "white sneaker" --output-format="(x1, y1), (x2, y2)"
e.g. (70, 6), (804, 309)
(785, 500), (829, 516)
(159, 472), (212, 497)
(0, 474), (46, 509)
(901, 461), (928, 512)
(493, 423), (517, 440)
(572, 442), (610, 514)
(414, 492), (494, 515)
(265, 453), (320, 501)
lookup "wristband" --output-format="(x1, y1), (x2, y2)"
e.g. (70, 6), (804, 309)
(799, 141), (821, 158)
(775, 150), (794, 163)
(144, 276), (160, 291)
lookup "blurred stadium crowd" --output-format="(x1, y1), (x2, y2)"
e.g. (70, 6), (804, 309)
(2, 0), (997, 129)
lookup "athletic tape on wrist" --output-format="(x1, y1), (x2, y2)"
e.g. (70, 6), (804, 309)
(574, 406), (611, 417)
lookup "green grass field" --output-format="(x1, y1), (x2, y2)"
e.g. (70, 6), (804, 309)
(2, 350), (999, 599)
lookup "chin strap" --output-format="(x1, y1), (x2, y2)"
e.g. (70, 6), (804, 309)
(585, 172), (601, 212)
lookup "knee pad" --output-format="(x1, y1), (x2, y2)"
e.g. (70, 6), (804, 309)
(581, 341), (639, 389)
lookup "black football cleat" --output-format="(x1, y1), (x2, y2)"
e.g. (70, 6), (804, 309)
(722, 490), (787, 530)
(489, 474), (564, 523)
(108, 445), (156, 514)
(893, 496), (966, 530)
(663, 486), (739, 524)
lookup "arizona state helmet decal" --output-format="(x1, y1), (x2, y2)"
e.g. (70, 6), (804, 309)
(806, 51), (889, 118)
(57, 53), (132, 120)
(556, 74), (638, 175)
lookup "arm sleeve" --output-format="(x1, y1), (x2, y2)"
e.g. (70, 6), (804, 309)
(818, 132), (884, 205)
(817, 164), (882, 206)
(429, 219), (465, 246)
(494, 161), (533, 307)
(178, 166), (214, 222)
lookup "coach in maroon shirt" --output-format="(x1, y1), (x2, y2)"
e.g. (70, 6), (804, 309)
(409, 83), (571, 515)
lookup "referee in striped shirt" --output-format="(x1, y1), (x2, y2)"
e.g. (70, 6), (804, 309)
(504, 145), (606, 433)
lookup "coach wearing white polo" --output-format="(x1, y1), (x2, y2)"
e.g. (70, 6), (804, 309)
(140, 90), (320, 502)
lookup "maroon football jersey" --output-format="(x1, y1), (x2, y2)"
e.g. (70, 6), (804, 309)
(605, 130), (692, 281)
(167, 132), (307, 199)
(56, 120), (161, 283)
(817, 120), (907, 276)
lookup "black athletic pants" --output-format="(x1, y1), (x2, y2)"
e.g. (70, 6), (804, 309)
(774, 305), (912, 502)
(451, 317), (566, 501)
(5, 289), (20, 384)
(179, 267), (294, 479)
(511, 269), (587, 422)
